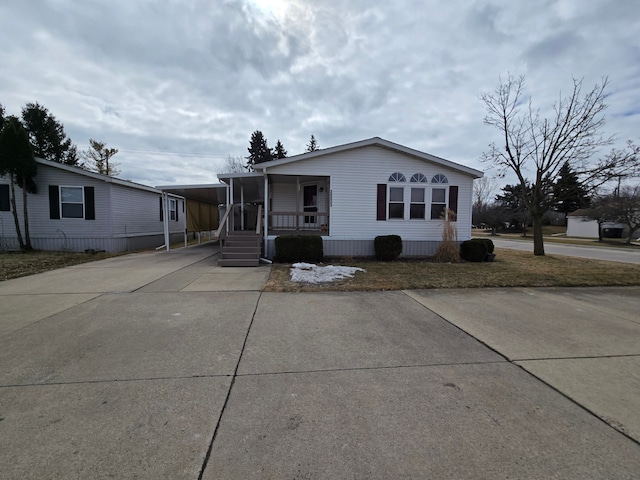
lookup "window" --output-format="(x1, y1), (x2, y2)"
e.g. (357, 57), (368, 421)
(432, 174), (448, 184)
(388, 172), (406, 182)
(169, 198), (177, 221)
(388, 187), (404, 219)
(410, 188), (426, 219)
(60, 186), (84, 218)
(0, 184), (9, 211)
(410, 173), (428, 183)
(431, 188), (447, 219)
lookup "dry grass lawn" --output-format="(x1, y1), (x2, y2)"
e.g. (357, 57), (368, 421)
(263, 248), (640, 292)
(1, 250), (120, 281)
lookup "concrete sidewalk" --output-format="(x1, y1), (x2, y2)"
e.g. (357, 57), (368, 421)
(1, 249), (639, 479)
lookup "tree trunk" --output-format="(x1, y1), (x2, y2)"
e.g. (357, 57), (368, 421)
(597, 222), (603, 242)
(8, 174), (25, 250)
(21, 181), (33, 250)
(532, 216), (545, 256)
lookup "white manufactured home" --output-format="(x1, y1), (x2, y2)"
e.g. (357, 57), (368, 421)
(0, 158), (186, 252)
(217, 137), (483, 265)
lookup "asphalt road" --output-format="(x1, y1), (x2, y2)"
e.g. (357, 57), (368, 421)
(490, 237), (640, 265)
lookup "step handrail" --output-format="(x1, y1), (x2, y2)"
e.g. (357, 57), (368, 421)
(256, 204), (263, 236)
(214, 204), (233, 239)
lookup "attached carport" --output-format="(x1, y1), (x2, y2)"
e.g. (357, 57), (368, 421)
(156, 184), (228, 251)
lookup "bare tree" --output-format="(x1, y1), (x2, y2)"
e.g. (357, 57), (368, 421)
(608, 185), (640, 244)
(473, 175), (498, 210)
(481, 74), (614, 255)
(222, 154), (248, 173)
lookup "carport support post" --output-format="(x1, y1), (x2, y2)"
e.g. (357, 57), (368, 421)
(163, 193), (170, 252)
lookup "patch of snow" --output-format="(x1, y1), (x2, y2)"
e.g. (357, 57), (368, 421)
(290, 262), (365, 284)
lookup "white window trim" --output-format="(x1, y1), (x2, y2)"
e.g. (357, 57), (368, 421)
(387, 185), (405, 220)
(60, 185), (85, 219)
(169, 198), (177, 221)
(430, 186), (449, 220)
(409, 186), (426, 220)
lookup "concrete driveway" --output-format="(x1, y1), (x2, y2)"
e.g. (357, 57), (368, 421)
(1, 247), (639, 479)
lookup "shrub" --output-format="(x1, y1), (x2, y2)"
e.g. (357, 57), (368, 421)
(460, 239), (489, 262)
(474, 238), (494, 254)
(275, 235), (323, 263)
(374, 235), (402, 261)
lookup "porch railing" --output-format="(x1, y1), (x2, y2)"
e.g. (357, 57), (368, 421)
(268, 211), (329, 233)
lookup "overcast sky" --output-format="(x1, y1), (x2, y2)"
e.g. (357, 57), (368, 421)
(1, 0), (638, 187)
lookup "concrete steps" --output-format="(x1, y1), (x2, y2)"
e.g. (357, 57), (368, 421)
(219, 233), (261, 267)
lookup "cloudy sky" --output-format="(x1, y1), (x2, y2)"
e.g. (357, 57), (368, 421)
(0, 0), (638, 187)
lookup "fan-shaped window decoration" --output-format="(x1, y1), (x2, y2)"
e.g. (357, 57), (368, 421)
(410, 173), (428, 183)
(388, 172), (406, 182)
(431, 174), (448, 184)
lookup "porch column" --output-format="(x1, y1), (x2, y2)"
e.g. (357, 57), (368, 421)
(296, 177), (300, 230)
(263, 174), (269, 255)
(229, 178), (234, 233)
(240, 183), (245, 230)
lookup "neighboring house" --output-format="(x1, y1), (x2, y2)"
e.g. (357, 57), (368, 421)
(567, 210), (626, 239)
(0, 157), (186, 252)
(217, 137), (483, 262)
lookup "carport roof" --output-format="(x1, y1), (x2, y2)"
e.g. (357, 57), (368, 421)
(156, 184), (227, 205)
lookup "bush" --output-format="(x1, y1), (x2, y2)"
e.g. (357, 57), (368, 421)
(460, 239), (489, 262)
(374, 235), (402, 261)
(474, 238), (494, 254)
(275, 235), (323, 263)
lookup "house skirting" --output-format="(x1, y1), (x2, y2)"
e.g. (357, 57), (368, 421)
(265, 236), (443, 260)
(0, 232), (184, 253)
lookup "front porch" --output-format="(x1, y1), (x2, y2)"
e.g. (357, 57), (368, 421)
(219, 172), (331, 236)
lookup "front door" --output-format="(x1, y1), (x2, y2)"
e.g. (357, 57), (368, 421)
(303, 184), (318, 225)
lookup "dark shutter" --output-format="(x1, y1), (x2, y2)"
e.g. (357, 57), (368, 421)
(159, 197), (163, 221)
(376, 184), (387, 221)
(84, 187), (95, 220)
(175, 199), (179, 222)
(49, 185), (60, 219)
(0, 184), (9, 211)
(448, 186), (458, 219)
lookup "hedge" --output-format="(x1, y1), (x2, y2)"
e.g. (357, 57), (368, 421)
(275, 235), (324, 263)
(374, 235), (403, 261)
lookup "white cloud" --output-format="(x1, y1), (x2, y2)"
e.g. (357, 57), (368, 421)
(0, 0), (637, 187)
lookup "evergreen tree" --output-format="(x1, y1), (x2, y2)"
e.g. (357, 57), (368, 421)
(246, 130), (272, 169)
(305, 134), (318, 152)
(81, 138), (120, 176)
(495, 183), (532, 231)
(21, 102), (79, 165)
(552, 161), (591, 216)
(0, 116), (37, 250)
(272, 139), (287, 159)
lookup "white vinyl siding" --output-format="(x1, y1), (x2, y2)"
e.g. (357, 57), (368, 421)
(1, 161), (186, 252)
(265, 145), (475, 241)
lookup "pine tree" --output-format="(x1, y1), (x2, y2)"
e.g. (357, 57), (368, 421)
(552, 161), (591, 216)
(272, 139), (287, 159)
(0, 116), (37, 250)
(81, 139), (120, 176)
(305, 134), (318, 152)
(246, 131), (272, 169)
(21, 102), (79, 165)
